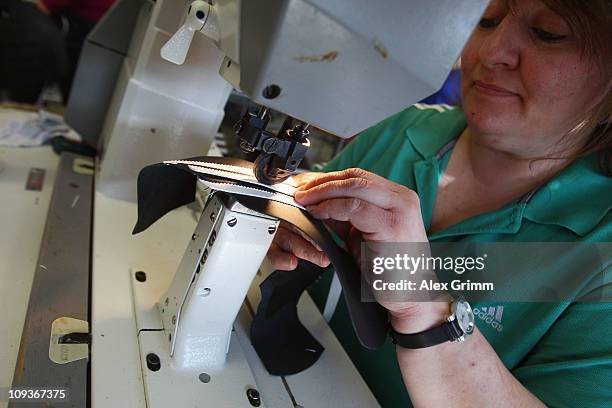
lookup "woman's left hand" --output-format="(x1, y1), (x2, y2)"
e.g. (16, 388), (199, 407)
(294, 168), (448, 333)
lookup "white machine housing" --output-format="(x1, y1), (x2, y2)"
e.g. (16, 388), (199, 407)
(160, 193), (279, 369)
(130, 192), (287, 407)
(163, 0), (488, 137)
(96, 0), (233, 201)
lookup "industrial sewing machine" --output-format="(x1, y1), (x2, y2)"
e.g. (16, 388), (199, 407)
(6, 1), (487, 407)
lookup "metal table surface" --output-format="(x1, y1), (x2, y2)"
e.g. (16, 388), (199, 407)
(0, 146), (59, 408)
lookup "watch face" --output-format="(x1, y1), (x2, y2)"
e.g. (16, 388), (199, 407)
(455, 300), (475, 336)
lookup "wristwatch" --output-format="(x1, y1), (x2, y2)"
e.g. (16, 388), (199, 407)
(389, 297), (475, 349)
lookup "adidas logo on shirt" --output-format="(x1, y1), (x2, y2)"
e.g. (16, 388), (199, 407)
(474, 306), (504, 333)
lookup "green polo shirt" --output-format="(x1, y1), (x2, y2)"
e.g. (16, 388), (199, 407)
(308, 104), (612, 407)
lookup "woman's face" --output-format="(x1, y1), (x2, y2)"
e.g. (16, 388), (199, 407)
(461, 0), (605, 156)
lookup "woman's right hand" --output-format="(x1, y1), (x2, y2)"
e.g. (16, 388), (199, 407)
(267, 222), (331, 271)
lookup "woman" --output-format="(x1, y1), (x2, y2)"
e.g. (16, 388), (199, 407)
(267, 0), (611, 406)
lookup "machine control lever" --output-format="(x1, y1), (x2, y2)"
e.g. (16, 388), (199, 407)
(161, 0), (212, 65)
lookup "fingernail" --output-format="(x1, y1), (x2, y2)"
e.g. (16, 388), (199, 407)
(321, 253), (330, 266)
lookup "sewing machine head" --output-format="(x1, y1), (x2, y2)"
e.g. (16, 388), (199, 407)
(160, 0), (488, 183)
(231, 106), (310, 184)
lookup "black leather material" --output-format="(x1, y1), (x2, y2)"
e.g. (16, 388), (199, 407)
(132, 157), (388, 356)
(250, 260), (325, 375)
(133, 156), (260, 234)
(234, 195), (388, 350)
(390, 319), (463, 349)
(132, 163), (196, 234)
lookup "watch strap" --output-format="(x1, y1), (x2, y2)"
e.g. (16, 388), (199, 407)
(390, 319), (463, 349)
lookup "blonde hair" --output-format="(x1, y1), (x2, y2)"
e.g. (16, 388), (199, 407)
(539, 0), (612, 174)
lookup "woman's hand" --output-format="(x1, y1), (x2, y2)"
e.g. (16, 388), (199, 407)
(293, 168), (446, 333)
(294, 168), (429, 244)
(281, 169), (545, 408)
(266, 167), (429, 271)
(267, 222), (331, 270)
